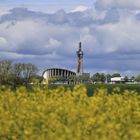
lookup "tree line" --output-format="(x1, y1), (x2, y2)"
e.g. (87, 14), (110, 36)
(47, 72), (140, 84)
(0, 61), (40, 89)
(90, 73), (140, 83)
(1, 60), (140, 87)
(70, 73), (140, 84)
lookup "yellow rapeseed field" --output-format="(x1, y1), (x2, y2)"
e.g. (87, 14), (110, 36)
(0, 85), (140, 140)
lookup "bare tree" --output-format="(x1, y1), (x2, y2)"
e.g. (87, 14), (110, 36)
(0, 61), (13, 85)
(22, 63), (38, 86)
(0, 61), (38, 88)
(12, 63), (24, 88)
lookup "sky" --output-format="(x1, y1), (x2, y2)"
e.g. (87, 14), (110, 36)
(0, 0), (140, 76)
(0, 0), (93, 5)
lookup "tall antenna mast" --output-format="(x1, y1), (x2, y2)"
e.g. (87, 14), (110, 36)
(76, 42), (84, 75)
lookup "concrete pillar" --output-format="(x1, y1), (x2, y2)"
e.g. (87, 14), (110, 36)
(52, 69), (54, 76)
(56, 69), (58, 76)
(47, 71), (49, 79)
(55, 69), (57, 76)
(54, 69), (55, 76)
(52, 69), (54, 77)
(49, 69), (51, 77)
(60, 69), (61, 76)
(62, 70), (63, 77)
(55, 69), (56, 76)
(57, 69), (59, 76)
(58, 69), (60, 76)
(63, 70), (64, 77)
(46, 71), (48, 79)
(50, 69), (52, 77)
(53, 69), (55, 76)
(64, 70), (66, 77)
(51, 69), (53, 77)
(48, 70), (50, 78)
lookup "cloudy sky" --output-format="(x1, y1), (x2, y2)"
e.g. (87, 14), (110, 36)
(0, 0), (140, 76)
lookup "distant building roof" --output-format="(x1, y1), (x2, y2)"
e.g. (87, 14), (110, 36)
(111, 77), (125, 82)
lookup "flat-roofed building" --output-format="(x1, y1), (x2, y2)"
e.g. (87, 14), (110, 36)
(111, 77), (125, 84)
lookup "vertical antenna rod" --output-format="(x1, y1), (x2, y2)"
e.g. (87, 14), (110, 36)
(76, 42), (84, 75)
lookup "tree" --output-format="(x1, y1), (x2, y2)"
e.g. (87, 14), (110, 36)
(22, 63), (38, 86)
(91, 73), (106, 83)
(81, 74), (90, 83)
(106, 74), (111, 83)
(130, 76), (135, 82)
(75, 75), (83, 84)
(0, 61), (38, 88)
(100, 73), (106, 83)
(135, 74), (140, 82)
(68, 75), (75, 84)
(12, 63), (24, 88)
(91, 73), (100, 83)
(124, 76), (129, 82)
(0, 61), (13, 85)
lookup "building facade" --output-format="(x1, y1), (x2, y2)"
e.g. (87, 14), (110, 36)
(42, 68), (76, 84)
(111, 77), (125, 84)
(42, 42), (90, 84)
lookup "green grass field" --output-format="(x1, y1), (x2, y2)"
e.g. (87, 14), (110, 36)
(47, 84), (140, 96)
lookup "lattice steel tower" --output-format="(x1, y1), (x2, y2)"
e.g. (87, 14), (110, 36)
(76, 42), (84, 75)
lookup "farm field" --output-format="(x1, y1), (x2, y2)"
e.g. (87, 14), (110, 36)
(0, 85), (140, 140)
(48, 84), (140, 96)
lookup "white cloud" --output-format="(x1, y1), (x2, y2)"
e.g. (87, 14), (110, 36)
(49, 38), (61, 48)
(0, 6), (140, 75)
(95, 0), (140, 10)
(0, 7), (10, 16)
(0, 37), (7, 48)
(95, 15), (140, 53)
(70, 5), (89, 13)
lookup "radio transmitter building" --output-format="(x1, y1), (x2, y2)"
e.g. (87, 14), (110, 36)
(43, 42), (90, 84)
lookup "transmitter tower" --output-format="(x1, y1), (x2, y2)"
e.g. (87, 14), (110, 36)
(76, 42), (84, 75)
